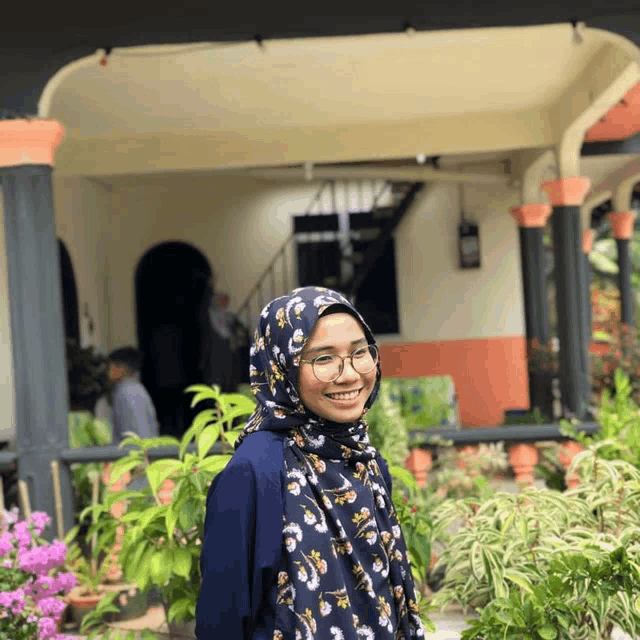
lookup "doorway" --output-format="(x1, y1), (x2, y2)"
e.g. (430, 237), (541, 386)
(135, 241), (212, 438)
(58, 239), (80, 345)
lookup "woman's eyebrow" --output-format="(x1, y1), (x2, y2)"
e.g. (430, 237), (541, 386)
(305, 337), (367, 355)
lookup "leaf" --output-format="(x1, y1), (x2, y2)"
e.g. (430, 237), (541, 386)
(198, 454), (232, 474)
(167, 596), (194, 623)
(145, 458), (183, 494)
(187, 383), (220, 408)
(173, 548), (192, 579)
(589, 251), (619, 274)
(223, 429), (242, 447)
(106, 457), (143, 487)
(166, 504), (179, 540)
(504, 569), (534, 594)
(198, 424), (222, 458)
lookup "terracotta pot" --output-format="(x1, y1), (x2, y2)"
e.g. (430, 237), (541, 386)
(405, 448), (432, 487)
(67, 586), (104, 627)
(558, 440), (585, 488)
(508, 443), (539, 485)
(455, 445), (479, 469)
(167, 619), (196, 639)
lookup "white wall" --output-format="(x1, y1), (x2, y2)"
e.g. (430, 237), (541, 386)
(390, 181), (524, 343)
(107, 175), (386, 345)
(53, 176), (113, 352)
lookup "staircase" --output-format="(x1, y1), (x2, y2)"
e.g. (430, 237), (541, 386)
(236, 179), (423, 332)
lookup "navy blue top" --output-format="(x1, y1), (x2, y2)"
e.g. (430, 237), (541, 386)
(195, 430), (393, 640)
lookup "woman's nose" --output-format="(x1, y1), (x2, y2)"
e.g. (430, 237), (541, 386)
(336, 357), (360, 381)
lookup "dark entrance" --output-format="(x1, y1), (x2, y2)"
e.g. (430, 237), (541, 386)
(58, 239), (80, 344)
(135, 242), (212, 439)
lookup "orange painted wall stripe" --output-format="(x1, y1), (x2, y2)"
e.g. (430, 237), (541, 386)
(378, 336), (529, 427)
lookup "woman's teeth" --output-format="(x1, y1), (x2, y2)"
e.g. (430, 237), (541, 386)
(326, 389), (360, 401)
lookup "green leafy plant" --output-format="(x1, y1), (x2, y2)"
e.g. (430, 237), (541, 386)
(431, 446), (640, 639)
(78, 385), (256, 637)
(431, 442), (508, 502)
(65, 338), (110, 412)
(365, 379), (411, 469)
(388, 464), (437, 633)
(68, 411), (112, 536)
(63, 525), (114, 596)
(502, 407), (548, 426)
(562, 368), (640, 468)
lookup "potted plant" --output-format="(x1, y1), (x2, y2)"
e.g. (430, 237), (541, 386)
(78, 385), (256, 639)
(430, 446), (640, 639)
(0, 508), (76, 639)
(527, 340), (558, 420)
(68, 411), (113, 548)
(65, 339), (110, 413)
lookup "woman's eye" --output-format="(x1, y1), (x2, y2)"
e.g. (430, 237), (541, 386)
(353, 347), (368, 358)
(314, 355), (334, 365)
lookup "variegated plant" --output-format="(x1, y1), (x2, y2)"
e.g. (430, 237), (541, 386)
(431, 446), (640, 639)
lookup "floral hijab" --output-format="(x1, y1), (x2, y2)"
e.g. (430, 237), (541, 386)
(237, 287), (424, 639)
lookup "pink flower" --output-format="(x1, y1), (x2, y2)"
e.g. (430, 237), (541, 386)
(53, 572), (76, 594)
(0, 532), (13, 556)
(13, 520), (32, 551)
(30, 512), (51, 536)
(37, 596), (67, 619)
(38, 614), (57, 639)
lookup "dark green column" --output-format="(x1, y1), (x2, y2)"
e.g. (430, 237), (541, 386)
(0, 120), (73, 538)
(608, 211), (636, 327)
(542, 178), (591, 420)
(510, 204), (552, 416)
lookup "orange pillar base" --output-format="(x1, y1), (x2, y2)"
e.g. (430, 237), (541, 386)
(508, 443), (539, 485)
(558, 441), (585, 488)
(405, 449), (432, 487)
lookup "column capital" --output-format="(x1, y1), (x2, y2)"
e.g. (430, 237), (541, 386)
(0, 119), (65, 168)
(608, 211), (636, 239)
(509, 204), (552, 228)
(582, 229), (595, 253)
(541, 177), (591, 206)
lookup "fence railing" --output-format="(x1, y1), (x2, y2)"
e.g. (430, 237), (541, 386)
(0, 421), (600, 474)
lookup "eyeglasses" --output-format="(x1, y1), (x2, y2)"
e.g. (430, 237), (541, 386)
(300, 345), (379, 382)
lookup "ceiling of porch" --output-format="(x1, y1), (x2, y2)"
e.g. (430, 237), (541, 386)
(42, 22), (640, 177)
(46, 24), (605, 137)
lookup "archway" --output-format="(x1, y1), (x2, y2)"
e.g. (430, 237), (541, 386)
(135, 241), (212, 438)
(57, 239), (80, 344)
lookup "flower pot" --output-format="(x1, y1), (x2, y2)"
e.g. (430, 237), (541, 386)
(558, 440), (585, 488)
(508, 443), (538, 485)
(455, 445), (479, 469)
(167, 618), (196, 639)
(103, 583), (148, 622)
(67, 585), (104, 628)
(405, 448), (432, 487)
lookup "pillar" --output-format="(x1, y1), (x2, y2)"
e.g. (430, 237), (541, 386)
(541, 177), (592, 419)
(0, 119), (74, 538)
(509, 204), (552, 416)
(608, 211), (637, 327)
(582, 230), (595, 343)
(509, 204), (552, 346)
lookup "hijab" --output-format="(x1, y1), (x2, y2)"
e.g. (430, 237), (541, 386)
(237, 287), (424, 640)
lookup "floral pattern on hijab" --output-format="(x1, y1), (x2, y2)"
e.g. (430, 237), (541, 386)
(236, 287), (424, 639)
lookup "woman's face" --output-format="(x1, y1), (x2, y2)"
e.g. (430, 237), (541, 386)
(298, 312), (377, 423)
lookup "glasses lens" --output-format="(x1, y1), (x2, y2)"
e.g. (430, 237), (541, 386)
(313, 356), (342, 382)
(352, 345), (378, 374)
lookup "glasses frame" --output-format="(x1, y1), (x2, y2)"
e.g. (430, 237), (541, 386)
(299, 344), (379, 383)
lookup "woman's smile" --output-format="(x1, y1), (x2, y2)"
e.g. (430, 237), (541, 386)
(324, 388), (363, 402)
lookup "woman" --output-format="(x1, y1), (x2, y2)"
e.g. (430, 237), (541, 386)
(196, 286), (424, 639)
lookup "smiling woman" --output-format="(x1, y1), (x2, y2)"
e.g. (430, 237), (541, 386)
(196, 286), (425, 639)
